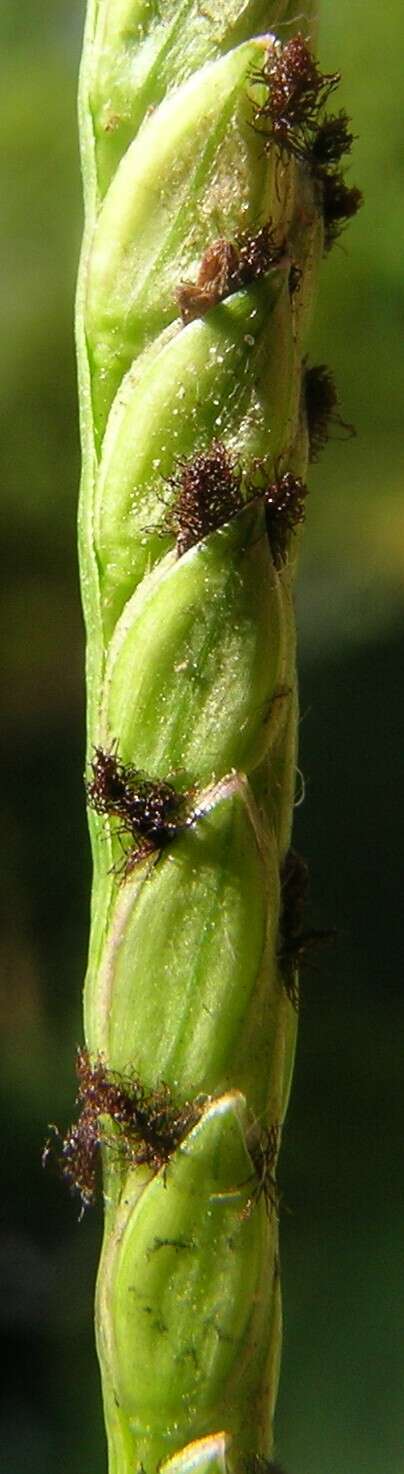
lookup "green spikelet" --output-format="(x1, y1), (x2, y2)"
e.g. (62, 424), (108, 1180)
(74, 4), (360, 1472)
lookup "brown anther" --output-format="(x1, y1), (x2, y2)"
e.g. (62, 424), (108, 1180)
(175, 222), (287, 325)
(176, 240), (238, 324)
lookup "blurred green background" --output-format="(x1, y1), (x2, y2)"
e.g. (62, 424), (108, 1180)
(0, 2), (402, 1471)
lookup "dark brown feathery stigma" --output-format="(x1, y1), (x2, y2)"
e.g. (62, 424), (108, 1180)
(235, 220), (288, 282)
(167, 441), (243, 555)
(262, 471), (308, 567)
(44, 1048), (201, 1208)
(167, 445), (307, 564)
(310, 112), (362, 249)
(311, 109), (354, 168)
(86, 747), (191, 870)
(254, 36), (362, 250)
(254, 34), (340, 162)
(321, 171), (363, 251)
(304, 363), (355, 461)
